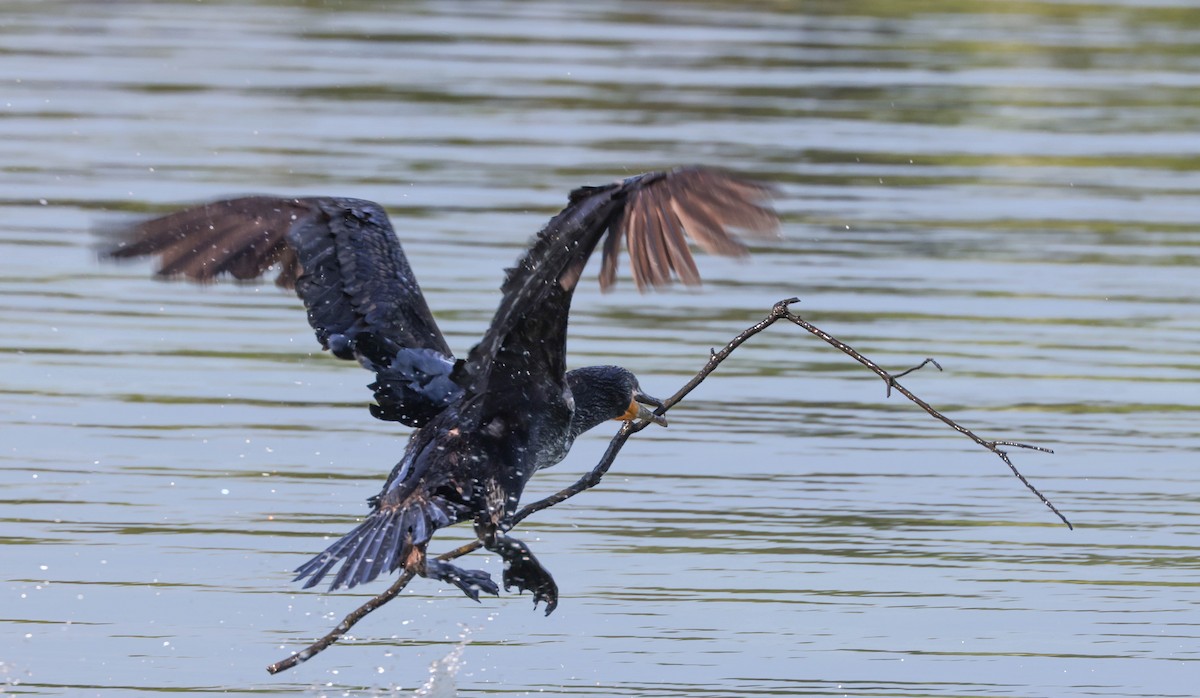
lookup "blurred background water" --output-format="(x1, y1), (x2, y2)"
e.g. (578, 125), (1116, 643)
(1, 1), (1198, 696)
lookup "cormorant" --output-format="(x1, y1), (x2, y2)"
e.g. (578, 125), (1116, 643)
(105, 166), (779, 614)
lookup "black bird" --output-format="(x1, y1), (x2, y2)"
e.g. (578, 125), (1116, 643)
(104, 167), (779, 614)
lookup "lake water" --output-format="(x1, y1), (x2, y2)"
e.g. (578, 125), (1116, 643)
(2, 1), (1198, 696)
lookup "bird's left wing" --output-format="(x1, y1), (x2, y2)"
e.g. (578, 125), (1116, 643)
(103, 196), (461, 427)
(455, 166), (779, 418)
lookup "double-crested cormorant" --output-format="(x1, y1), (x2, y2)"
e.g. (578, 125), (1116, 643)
(106, 167), (779, 614)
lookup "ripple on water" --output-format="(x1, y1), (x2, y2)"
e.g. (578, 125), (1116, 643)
(1, 0), (1199, 696)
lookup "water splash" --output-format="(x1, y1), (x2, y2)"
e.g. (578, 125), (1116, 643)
(410, 626), (470, 698)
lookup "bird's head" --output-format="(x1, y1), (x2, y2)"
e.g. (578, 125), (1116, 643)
(565, 365), (668, 438)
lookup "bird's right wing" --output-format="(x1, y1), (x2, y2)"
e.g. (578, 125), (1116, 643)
(104, 196), (461, 427)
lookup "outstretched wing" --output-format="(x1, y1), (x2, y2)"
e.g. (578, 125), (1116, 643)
(104, 196), (461, 427)
(455, 166), (779, 416)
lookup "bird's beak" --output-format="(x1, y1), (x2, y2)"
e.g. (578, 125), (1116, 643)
(619, 390), (668, 427)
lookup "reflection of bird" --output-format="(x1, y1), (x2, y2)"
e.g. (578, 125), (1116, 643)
(105, 167), (778, 614)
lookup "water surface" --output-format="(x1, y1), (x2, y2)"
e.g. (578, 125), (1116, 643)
(1, 1), (1198, 696)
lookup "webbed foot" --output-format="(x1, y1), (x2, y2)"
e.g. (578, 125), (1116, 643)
(501, 547), (559, 615)
(476, 520), (560, 615)
(425, 558), (500, 602)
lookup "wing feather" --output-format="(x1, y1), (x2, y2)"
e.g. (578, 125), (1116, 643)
(604, 166), (778, 290)
(652, 199), (701, 287)
(598, 206), (626, 289)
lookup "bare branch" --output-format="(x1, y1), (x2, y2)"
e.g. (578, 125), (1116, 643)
(773, 301), (1070, 530)
(266, 296), (1069, 673)
(267, 569), (417, 674)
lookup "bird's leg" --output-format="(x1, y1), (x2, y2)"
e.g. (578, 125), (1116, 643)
(408, 543), (499, 602)
(475, 518), (559, 615)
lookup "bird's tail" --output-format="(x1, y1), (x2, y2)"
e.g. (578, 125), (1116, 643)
(293, 497), (453, 591)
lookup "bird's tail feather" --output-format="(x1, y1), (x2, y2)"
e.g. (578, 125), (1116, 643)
(293, 498), (452, 591)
